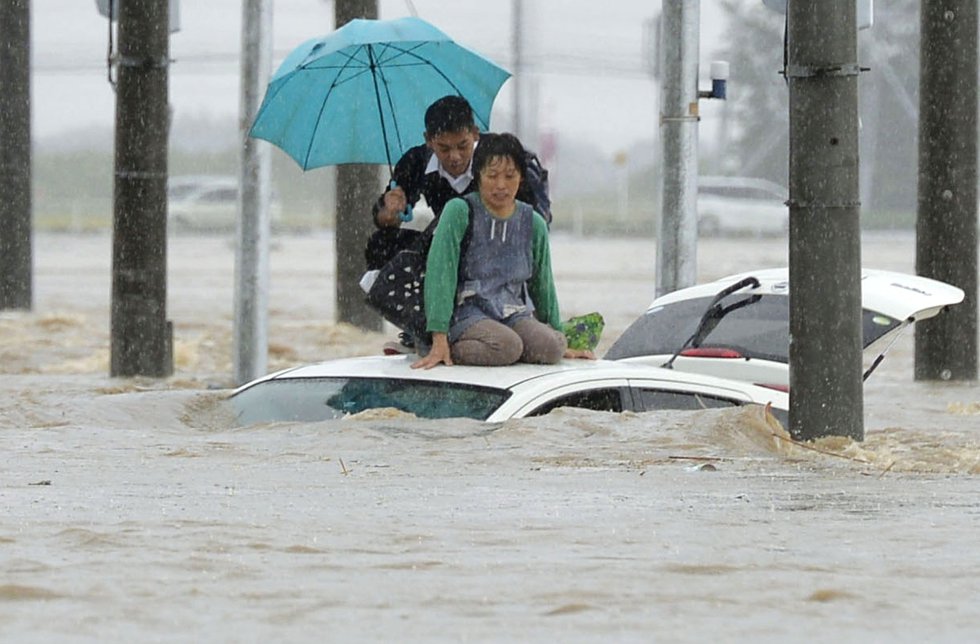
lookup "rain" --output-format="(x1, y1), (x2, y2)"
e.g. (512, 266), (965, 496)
(2, 0), (979, 641)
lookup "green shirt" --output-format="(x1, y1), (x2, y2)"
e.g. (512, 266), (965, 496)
(424, 197), (561, 334)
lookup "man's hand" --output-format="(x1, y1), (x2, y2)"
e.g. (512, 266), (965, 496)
(411, 333), (453, 369)
(377, 186), (408, 228)
(563, 348), (596, 360)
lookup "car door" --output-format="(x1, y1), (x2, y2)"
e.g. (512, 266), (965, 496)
(511, 379), (637, 418)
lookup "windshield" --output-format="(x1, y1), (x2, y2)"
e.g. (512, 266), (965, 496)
(604, 294), (901, 363)
(231, 377), (511, 425)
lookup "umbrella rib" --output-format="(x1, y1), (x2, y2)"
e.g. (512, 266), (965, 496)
(370, 42), (466, 156)
(372, 48), (410, 171)
(366, 44), (395, 170)
(379, 43), (466, 96)
(370, 41), (428, 66)
(303, 44), (368, 169)
(376, 43), (489, 129)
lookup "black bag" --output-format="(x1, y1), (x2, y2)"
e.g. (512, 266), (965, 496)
(522, 151), (552, 224)
(365, 200), (478, 341)
(365, 236), (433, 341)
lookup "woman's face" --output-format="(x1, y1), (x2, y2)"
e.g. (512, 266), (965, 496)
(478, 155), (522, 214)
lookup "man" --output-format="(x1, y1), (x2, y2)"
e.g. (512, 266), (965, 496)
(365, 95), (549, 270)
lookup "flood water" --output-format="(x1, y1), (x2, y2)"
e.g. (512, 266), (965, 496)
(1, 231), (978, 642)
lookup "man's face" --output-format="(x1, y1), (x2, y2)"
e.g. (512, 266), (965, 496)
(425, 127), (478, 178)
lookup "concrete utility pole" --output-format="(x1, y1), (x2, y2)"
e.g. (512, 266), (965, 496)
(656, 0), (700, 298)
(915, 0), (978, 381)
(786, 1), (863, 440)
(512, 0), (525, 141)
(110, 0), (173, 377)
(234, 0), (274, 385)
(334, 0), (383, 331)
(0, 0), (32, 311)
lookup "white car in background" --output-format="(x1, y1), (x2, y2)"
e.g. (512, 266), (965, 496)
(697, 175), (788, 236)
(230, 356), (789, 426)
(604, 268), (965, 390)
(168, 175), (283, 232)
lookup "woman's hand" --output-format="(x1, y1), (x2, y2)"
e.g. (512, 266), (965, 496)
(563, 348), (596, 360)
(411, 333), (453, 369)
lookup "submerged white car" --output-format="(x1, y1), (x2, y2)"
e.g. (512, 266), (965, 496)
(605, 268), (965, 388)
(230, 356), (788, 425)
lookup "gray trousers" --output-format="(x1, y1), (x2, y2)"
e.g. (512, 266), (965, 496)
(451, 317), (567, 366)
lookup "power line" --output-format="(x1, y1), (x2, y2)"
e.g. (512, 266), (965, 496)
(34, 48), (651, 78)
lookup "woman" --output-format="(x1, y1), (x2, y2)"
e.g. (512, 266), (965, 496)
(412, 133), (594, 369)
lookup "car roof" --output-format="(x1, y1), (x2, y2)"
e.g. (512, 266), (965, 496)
(168, 175), (238, 190)
(235, 355), (785, 400)
(646, 267), (964, 323)
(698, 175), (788, 196)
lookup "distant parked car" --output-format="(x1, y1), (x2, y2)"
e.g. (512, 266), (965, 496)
(168, 175), (283, 232)
(697, 176), (788, 236)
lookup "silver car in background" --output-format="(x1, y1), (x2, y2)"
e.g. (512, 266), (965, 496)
(697, 175), (788, 236)
(168, 175), (283, 232)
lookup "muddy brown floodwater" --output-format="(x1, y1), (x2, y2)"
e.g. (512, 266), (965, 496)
(1, 231), (977, 642)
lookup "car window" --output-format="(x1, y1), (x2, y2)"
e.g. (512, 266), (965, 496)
(231, 377), (511, 424)
(605, 294), (901, 363)
(525, 388), (625, 417)
(634, 388), (741, 412)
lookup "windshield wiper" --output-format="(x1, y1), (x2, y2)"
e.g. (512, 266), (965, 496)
(662, 276), (761, 369)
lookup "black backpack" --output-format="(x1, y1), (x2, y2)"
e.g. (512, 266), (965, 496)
(522, 151), (552, 224)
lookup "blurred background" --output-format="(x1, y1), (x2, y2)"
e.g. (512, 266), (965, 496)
(32, 0), (919, 235)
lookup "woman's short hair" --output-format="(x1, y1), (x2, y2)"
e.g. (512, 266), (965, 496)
(472, 133), (527, 181)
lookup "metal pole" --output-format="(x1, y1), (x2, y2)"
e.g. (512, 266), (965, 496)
(512, 0), (524, 140)
(656, 0), (699, 298)
(110, 0), (173, 377)
(335, 0), (383, 331)
(0, 0), (32, 311)
(234, 0), (274, 385)
(915, 0), (979, 382)
(786, 0), (863, 441)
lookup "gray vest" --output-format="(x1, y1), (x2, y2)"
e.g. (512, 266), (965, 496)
(449, 194), (536, 341)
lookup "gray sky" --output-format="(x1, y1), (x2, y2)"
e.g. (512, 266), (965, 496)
(33, 0), (735, 157)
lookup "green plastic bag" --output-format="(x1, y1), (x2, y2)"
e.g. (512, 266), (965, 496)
(561, 312), (605, 352)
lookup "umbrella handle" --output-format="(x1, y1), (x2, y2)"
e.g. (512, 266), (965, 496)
(390, 180), (414, 222)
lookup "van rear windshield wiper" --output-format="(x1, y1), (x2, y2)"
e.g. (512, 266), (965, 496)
(662, 276), (761, 369)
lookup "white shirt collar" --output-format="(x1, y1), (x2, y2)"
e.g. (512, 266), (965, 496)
(426, 147), (475, 193)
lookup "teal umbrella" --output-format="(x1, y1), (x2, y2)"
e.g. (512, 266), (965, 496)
(249, 17), (511, 171)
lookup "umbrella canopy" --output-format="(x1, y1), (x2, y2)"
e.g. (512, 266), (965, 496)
(249, 17), (511, 171)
